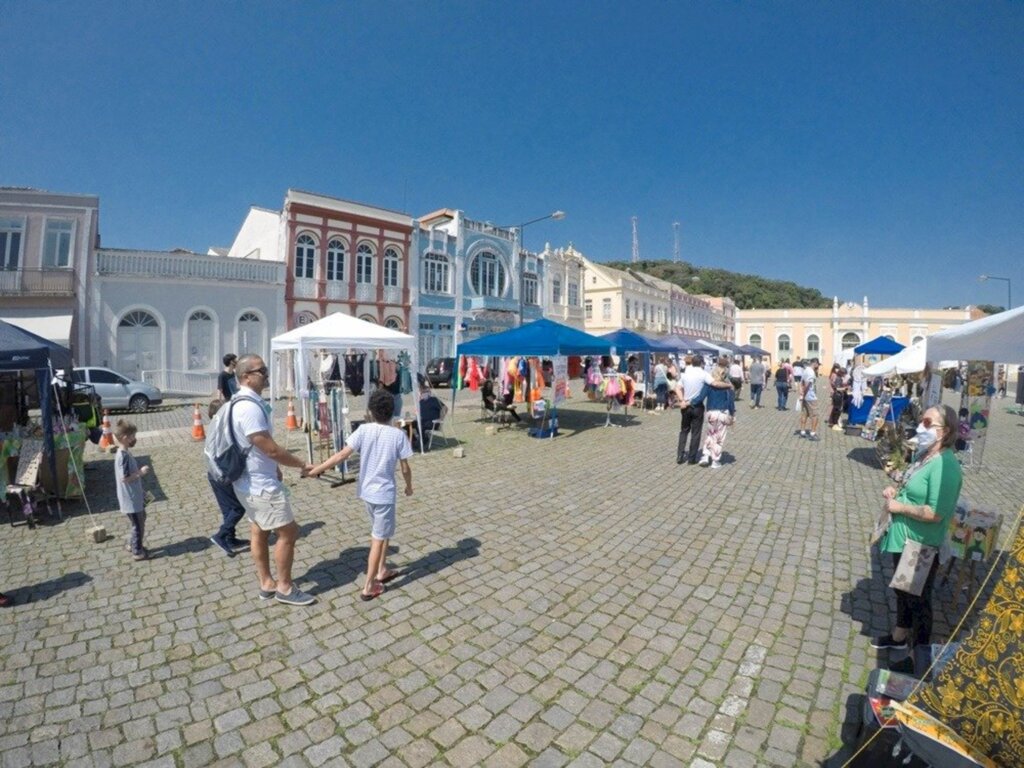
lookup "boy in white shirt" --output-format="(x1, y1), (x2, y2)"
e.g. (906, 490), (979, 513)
(311, 389), (413, 601)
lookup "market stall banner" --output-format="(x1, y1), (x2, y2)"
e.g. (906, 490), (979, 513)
(900, 509), (1024, 766)
(961, 360), (994, 468)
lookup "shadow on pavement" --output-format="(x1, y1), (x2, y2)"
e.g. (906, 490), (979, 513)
(300, 544), (398, 596)
(149, 536), (212, 559)
(4, 571), (92, 605)
(389, 537), (481, 590)
(846, 446), (881, 469)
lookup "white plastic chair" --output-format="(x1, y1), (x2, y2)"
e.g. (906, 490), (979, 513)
(428, 417), (454, 450)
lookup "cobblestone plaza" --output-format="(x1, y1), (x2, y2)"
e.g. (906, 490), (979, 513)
(1, 394), (1021, 767)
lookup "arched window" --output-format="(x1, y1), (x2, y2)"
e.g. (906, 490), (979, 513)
(120, 310), (158, 329)
(778, 334), (791, 354)
(360, 314), (377, 324)
(384, 316), (402, 330)
(187, 310), (214, 370)
(383, 247), (400, 288)
(238, 311), (263, 355)
(423, 253), (450, 294)
(841, 332), (860, 350)
(807, 334), (820, 354)
(294, 234), (316, 279)
(749, 333), (762, 347)
(912, 335), (924, 346)
(326, 239), (346, 281)
(356, 243), (374, 284)
(883, 334), (895, 341)
(470, 251), (505, 297)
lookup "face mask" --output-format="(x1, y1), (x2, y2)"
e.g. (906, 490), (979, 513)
(915, 423), (938, 457)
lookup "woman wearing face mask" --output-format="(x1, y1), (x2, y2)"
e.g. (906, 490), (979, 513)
(872, 405), (963, 656)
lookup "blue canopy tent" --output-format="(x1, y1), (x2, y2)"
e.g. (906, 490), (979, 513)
(599, 328), (675, 354)
(455, 319), (614, 436)
(738, 344), (771, 357)
(854, 336), (905, 356)
(661, 335), (720, 355)
(457, 318), (614, 358)
(0, 320), (73, 519)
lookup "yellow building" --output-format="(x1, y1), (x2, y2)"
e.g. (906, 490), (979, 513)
(736, 297), (981, 363)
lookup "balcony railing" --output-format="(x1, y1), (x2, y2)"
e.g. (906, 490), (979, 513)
(383, 286), (401, 304)
(355, 283), (375, 301)
(326, 282), (349, 300)
(293, 277), (317, 298)
(463, 220), (515, 240)
(96, 251), (283, 283)
(0, 268), (75, 296)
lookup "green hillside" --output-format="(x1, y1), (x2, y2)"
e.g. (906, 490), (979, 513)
(603, 259), (832, 310)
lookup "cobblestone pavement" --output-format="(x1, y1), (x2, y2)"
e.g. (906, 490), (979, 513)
(2, 389), (1021, 767)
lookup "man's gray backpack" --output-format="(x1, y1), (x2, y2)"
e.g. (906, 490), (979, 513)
(204, 395), (259, 486)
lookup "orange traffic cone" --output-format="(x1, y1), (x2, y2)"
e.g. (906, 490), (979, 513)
(191, 403), (206, 441)
(286, 398), (298, 431)
(98, 409), (113, 450)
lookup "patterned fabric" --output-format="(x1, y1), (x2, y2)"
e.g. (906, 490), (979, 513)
(902, 510), (1024, 765)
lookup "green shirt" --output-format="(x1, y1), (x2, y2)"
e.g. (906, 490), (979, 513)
(882, 449), (963, 553)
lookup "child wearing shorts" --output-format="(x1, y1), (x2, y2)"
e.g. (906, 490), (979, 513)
(311, 389), (413, 600)
(113, 420), (151, 560)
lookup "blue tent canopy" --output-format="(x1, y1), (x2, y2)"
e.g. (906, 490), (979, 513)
(660, 334), (720, 354)
(599, 329), (676, 353)
(737, 344), (770, 357)
(456, 318), (613, 358)
(0, 320), (72, 371)
(854, 336), (905, 355)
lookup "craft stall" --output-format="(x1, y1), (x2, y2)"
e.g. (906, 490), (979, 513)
(456, 318), (614, 438)
(270, 313), (423, 483)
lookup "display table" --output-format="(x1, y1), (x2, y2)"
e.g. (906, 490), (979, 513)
(39, 424), (88, 499)
(847, 395), (909, 425)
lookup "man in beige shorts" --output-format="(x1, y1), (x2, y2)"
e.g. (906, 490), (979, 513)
(230, 354), (316, 606)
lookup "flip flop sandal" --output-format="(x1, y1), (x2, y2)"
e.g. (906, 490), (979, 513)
(360, 582), (385, 602)
(378, 570), (402, 584)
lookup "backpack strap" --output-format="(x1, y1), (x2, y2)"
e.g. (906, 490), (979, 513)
(226, 394), (265, 449)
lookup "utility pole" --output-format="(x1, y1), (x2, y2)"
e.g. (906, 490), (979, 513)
(631, 216), (639, 264)
(673, 221), (680, 263)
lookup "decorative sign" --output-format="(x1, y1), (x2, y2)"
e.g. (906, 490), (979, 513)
(552, 356), (569, 404)
(293, 311), (318, 327)
(959, 361), (993, 467)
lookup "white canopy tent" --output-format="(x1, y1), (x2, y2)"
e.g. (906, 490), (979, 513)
(926, 304), (1024, 365)
(270, 312), (423, 456)
(862, 340), (957, 377)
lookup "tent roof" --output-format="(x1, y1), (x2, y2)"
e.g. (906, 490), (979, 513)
(926, 304), (1024, 364)
(599, 329), (676, 353)
(0, 319), (72, 371)
(457, 318), (613, 357)
(271, 312), (415, 351)
(737, 344), (770, 357)
(854, 335), (905, 355)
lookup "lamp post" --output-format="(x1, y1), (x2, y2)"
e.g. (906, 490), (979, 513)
(979, 274), (1012, 310)
(505, 211), (566, 326)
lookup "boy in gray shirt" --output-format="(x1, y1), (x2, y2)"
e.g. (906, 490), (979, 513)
(113, 420), (151, 560)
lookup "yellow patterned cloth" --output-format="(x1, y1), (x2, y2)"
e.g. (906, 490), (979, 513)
(902, 507), (1024, 765)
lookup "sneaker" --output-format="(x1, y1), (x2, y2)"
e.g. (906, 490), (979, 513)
(275, 587), (316, 606)
(257, 588), (276, 601)
(210, 534), (236, 558)
(870, 634), (908, 650)
(698, 456), (710, 467)
(808, 433), (819, 441)
(228, 537), (249, 550)
(132, 550), (148, 561)
(800, 430), (809, 438)
(710, 461), (722, 469)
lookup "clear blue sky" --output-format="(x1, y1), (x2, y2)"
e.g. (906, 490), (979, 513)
(3, 1), (1022, 309)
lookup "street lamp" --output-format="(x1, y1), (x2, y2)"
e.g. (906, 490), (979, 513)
(979, 274), (1012, 310)
(502, 210), (566, 325)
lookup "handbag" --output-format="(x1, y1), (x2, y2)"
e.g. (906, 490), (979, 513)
(888, 539), (938, 596)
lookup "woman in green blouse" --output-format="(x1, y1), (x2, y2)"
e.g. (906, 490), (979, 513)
(872, 404), (963, 653)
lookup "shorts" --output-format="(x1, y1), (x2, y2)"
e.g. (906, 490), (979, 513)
(365, 501), (396, 540)
(801, 398), (815, 417)
(241, 488), (295, 531)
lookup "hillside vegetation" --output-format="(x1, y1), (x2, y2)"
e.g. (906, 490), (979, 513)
(603, 259), (832, 310)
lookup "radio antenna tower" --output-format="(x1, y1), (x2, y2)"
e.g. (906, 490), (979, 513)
(631, 216), (639, 264)
(673, 221), (681, 263)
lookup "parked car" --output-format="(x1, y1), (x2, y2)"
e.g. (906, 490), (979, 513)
(425, 357), (456, 388)
(61, 367), (163, 412)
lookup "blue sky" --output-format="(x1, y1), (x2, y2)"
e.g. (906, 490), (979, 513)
(3, 1), (1022, 308)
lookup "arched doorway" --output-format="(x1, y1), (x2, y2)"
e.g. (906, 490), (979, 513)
(117, 310), (161, 378)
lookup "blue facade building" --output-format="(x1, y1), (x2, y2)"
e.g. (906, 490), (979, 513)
(413, 208), (546, 365)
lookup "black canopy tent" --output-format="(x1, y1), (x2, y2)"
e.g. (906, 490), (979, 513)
(0, 320), (73, 515)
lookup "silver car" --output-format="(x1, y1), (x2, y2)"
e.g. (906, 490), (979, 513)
(67, 367), (163, 412)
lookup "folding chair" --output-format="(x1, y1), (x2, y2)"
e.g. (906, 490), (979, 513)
(427, 417), (455, 450)
(4, 438), (53, 528)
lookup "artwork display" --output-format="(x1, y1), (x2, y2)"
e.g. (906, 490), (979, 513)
(959, 360), (993, 467)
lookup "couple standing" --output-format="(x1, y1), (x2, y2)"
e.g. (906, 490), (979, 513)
(676, 355), (736, 469)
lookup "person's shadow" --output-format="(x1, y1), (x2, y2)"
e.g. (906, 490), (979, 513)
(298, 537), (481, 596)
(4, 571), (92, 605)
(148, 536), (212, 559)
